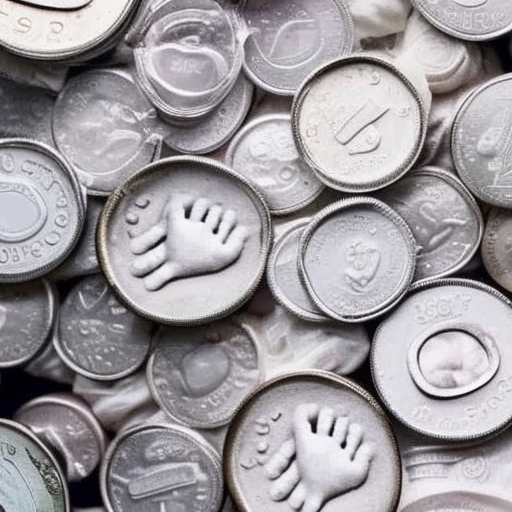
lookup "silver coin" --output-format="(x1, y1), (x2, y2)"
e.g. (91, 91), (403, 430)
(410, 0), (512, 42)
(13, 393), (107, 483)
(53, 69), (161, 196)
(97, 156), (272, 325)
(148, 319), (262, 429)
(240, 0), (354, 95)
(299, 197), (416, 323)
(0, 418), (69, 512)
(376, 166), (483, 282)
(101, 422), (223, 512)
(55, 274), (153, 381)
(401, 492), (512, 512)
(225, 371), (400, 512)
(226, 113), (324, 215)
(372, 278), (512, 442)
(452, 73), (512, 208)
(0, 139), (85, 282)
(292, 54), (428, 192)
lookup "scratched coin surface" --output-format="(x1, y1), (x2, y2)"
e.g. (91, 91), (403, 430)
(148, 319), (261, 429)
(372, 278), (512, 441)
(56, 274), (153, 381)
(224, 371), (400, 512)
(0, 418), (69, 512)
(0, 139), (85, 283)
(240, 0), (354, 95)
(101, 422), (223, 512)
(292, 55), (427, 192)
(376, 167), (483, 282)
(299, 197), (416, 322)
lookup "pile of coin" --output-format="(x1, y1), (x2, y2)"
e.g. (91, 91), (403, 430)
(2, 0), (512, 511)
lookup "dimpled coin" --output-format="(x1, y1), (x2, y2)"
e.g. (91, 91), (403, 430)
(372, 278), (512, 442)
(292, 55), (428, 192)
(101, 422), (223, 512)
(224, 371), (400, 512)
(97, 156), (271, 325)
(299, 197), (416, 322)
(0, 139), (85, 282)
(0, 418), (69, 512)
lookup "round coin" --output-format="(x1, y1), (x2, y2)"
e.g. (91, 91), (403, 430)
(97, 156), (271, 325)
(224, 371), (400, 512)
(299, 197), (416, 322)
(372, 278), (512, 441)
(292, 54), (428, 192)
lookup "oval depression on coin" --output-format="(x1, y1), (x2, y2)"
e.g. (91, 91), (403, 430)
(224, 371), (400, 512)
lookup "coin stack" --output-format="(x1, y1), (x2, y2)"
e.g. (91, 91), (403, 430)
(1, 1), (512, 511)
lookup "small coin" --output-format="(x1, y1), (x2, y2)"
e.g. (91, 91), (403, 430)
(55, 274), (153, 381)
(224, 371), (400, 512)
(0, 418), (69, 512)
(299, 197), (416, 322)
(147, 319), (262, 429)
(101, 422), (223, 512)
(0, 139), (85, 282)
(372, 278), (512, 442)
(226, 113), (324, 215)
(97, 156), (271, 325)
(292, 54), (428, 192)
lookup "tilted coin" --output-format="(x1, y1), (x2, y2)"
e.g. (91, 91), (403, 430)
(292, 54), (428, 192)
(55, 274), (153, 381)
(299, 197), (416, 322)
(372, 278), (512, 442)
(376, 166), (483, 282)
(13, 393), (107, 483)
(101, 422), (223, 512)
(0, 139), (85, 282)
(97, 156), (272, 325)
(240, 0), (354, 95)
(226, 113), (324, 215)
(0, 418), (69, 512)
(225, 371), (400, 512)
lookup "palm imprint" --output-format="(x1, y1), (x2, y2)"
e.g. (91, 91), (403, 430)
(264, 404), (373, 512)
(128, 194), (248, 291)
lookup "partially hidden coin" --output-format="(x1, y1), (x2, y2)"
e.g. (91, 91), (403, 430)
(0, 139), (85, 282)
(101, 422), (223, 512)
(401, 492), (512, 512)
(299, 197), (416, 322)
(55, 274), (153, 381)
(0, 418), (69, 512)
(372, 278), (512, 442)
(224, 371), (400, 512)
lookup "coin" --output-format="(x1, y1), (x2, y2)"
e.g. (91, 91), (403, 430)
(55, 274), (153, 381)
(372, 278), (512, 442)
(240, 0), (354, 95)
(376, 166), (483, 282)
(224, 371), (401, 512)
(0, 418), (69, 512)
(401, 492), (512, 512)
(0, 139), (85, 282)
(292, 54), (428, 192)
(299, 197), (416, 322)
(226, 113), (324, 215)
(148, 319), (262, 429)
(100, 422), (223, 512)
(97, 156), (272, 325)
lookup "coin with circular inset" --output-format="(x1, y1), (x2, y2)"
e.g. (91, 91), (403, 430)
(0, 139), (85, 282)
(240, 0), (354, 95)
(292, 54), (428, 192)
(97, 156), (271, 325)
(0, 418), (69, 512)
(225, 371), (400, 512)
(372, 278), (512, 442)
(101, 422), (223, 512)
(299, 197), (416, 323)
(55, 274), (153, 381)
